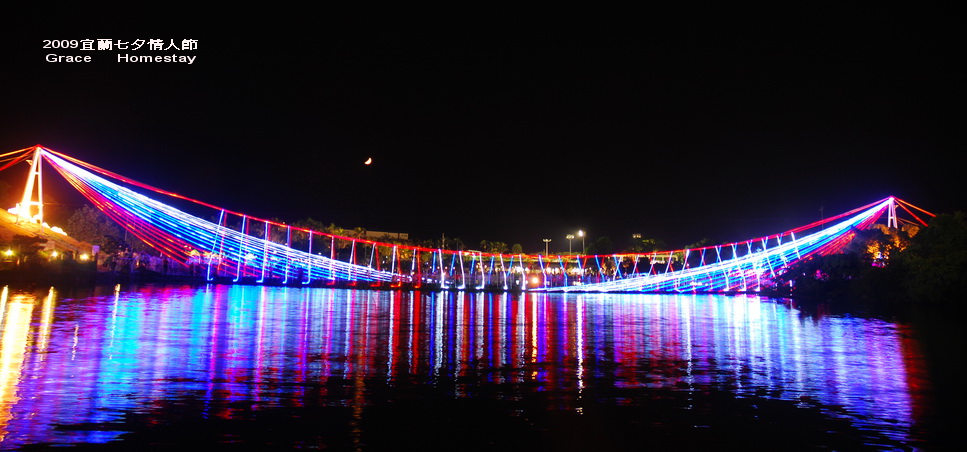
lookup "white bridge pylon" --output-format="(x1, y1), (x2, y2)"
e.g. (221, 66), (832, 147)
(15, 146), (44, 224)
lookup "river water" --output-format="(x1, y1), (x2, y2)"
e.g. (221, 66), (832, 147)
(0, 284), (954, 450)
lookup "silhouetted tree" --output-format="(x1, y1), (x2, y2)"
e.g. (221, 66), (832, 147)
(480, 240), (509, 254)
(896, 212), (967, 309)
(66, 205), (124, 253)
(627, 236), (665, 253)
(586, 236), (613, 255)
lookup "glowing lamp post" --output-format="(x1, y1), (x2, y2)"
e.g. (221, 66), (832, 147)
(543, 238), (551, 255)
(577, 230), (585, 254)
(566, 234), (574, 254)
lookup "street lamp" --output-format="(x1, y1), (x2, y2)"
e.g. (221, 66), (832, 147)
(566, 234), (574, 254)
(577, 230), (585, 253)
(543, 238), (552, 255)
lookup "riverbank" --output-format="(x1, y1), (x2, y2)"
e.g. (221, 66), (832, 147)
(0, 260), (97, 287)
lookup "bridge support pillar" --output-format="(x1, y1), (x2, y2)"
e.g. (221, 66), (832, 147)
(887, 197), (898, 229)
(17, 146), (44, 225)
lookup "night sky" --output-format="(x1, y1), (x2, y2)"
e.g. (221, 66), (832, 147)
(2, 6), (962, 252)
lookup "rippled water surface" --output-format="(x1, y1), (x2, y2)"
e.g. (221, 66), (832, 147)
(0, 284), (948, 450)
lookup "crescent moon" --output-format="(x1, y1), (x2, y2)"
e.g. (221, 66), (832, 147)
(364, 157), (373, 165)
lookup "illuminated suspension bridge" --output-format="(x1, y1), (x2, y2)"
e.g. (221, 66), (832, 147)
(2, 145), (933, 293)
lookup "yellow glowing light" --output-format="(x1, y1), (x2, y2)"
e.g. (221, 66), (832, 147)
(364, 157), (373, 165)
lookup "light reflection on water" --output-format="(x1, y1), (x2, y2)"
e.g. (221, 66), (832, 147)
(0, 284), (930, 448)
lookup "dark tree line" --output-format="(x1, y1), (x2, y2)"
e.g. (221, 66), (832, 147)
(775, 212), (967, 316)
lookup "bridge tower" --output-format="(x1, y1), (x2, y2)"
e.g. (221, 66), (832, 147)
(16, 146), (44, 225)
(887, 196), (898, 229)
